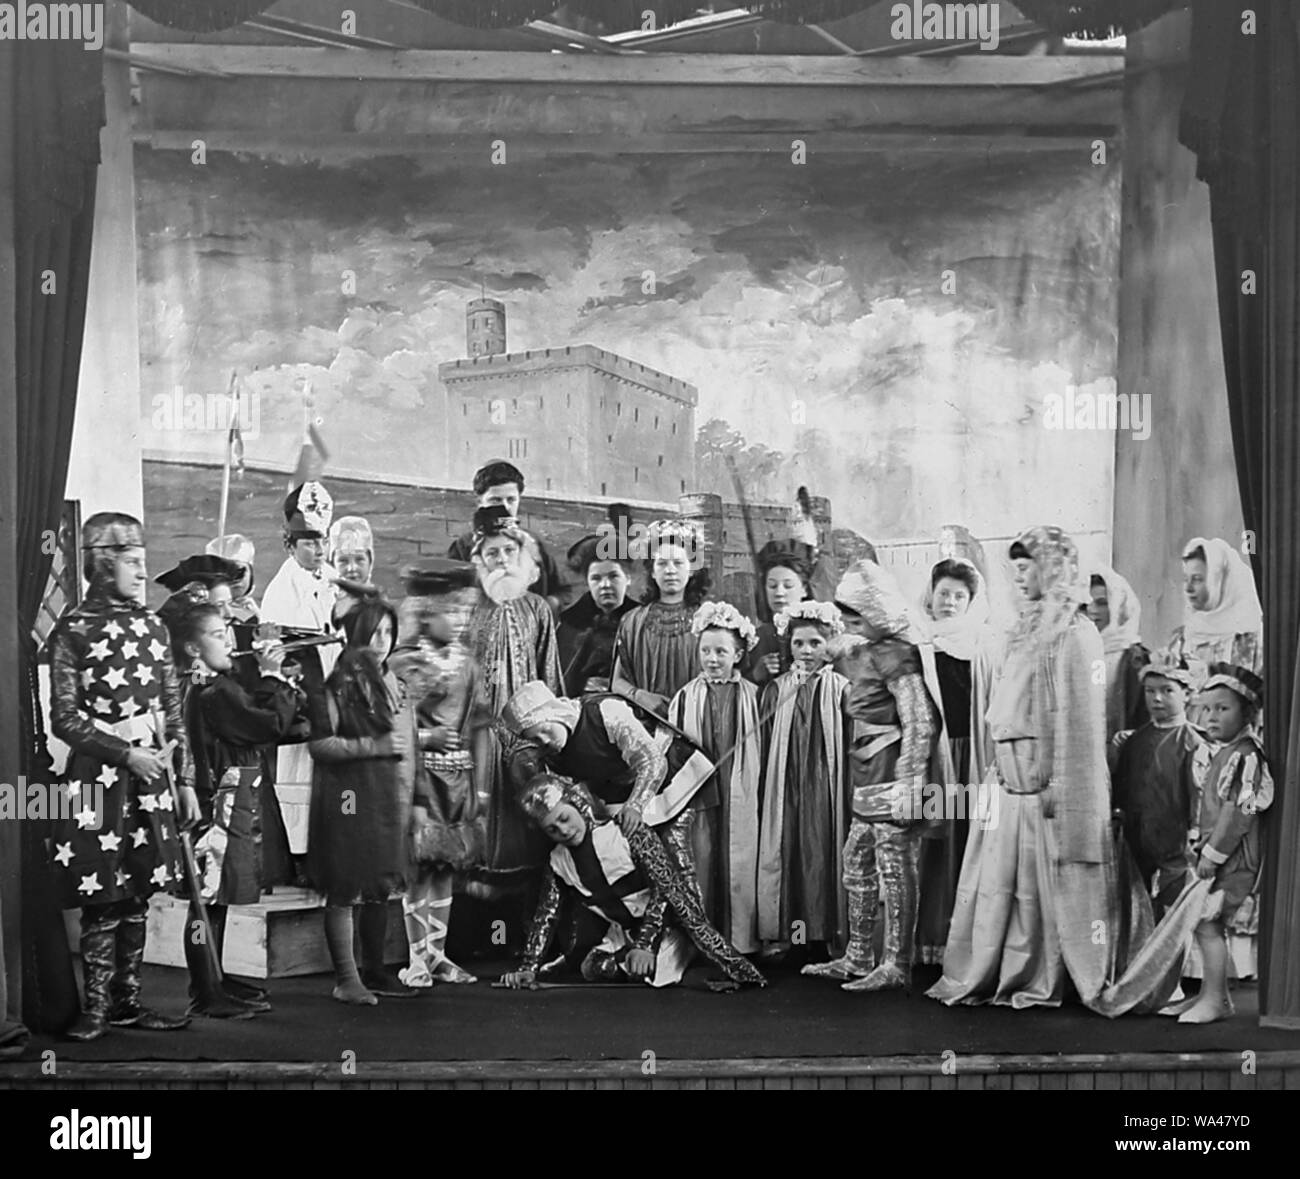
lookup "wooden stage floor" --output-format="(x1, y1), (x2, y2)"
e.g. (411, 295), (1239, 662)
(3, 962), (1299, 1090)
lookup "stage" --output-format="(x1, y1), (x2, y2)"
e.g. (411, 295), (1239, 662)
(4, 962), (1298, 1090)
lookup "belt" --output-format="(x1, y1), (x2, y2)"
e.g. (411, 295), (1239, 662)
(92, 713), (161, 745)
(424, 750), (472, 773)
(854, 723), (901, 761)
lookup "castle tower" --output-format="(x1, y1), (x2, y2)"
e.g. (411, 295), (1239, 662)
(466, 297), (506, 358)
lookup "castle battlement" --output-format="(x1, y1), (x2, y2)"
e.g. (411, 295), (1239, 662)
(439, 343), (698, 407)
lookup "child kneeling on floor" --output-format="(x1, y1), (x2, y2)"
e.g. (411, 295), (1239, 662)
(499, 774), (765, 991)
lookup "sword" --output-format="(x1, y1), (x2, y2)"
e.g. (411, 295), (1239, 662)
(151, 708), (223, 984)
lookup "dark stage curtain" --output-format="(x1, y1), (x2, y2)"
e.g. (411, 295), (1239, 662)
(126, 0), (1183, 35)
(1179, 0), (1300, 1027)
(3, 38), (105, 1036)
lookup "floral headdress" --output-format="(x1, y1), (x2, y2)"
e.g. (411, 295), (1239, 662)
(691, 601), (759, 652)
(774, 600), (843, 638)
(639, 518), (705, 564)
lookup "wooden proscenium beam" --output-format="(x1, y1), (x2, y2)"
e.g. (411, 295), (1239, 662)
(131, 47), (1123, 153)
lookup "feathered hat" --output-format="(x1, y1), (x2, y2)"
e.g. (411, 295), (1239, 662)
(154, 553), (246, 593)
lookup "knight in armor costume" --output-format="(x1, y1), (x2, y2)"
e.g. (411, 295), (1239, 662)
(49, 513), (196, 1041)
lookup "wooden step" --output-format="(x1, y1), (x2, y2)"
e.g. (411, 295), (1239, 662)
(139, 888), (409, 979)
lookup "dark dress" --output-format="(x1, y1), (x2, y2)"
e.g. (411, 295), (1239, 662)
(743, 622), (788, 686)
(557, 592), (639, 697)
(917, 649), (972, 962)
(306, 661), (423, 905)
(612, 600), (698, 704)
(187, 671), (303, 905)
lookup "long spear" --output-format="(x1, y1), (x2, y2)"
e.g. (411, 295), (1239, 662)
(216, 369), (239, 541)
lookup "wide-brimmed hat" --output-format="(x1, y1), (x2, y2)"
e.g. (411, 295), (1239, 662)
(154, 553), (246, 593)
(402, 558), (477, 596)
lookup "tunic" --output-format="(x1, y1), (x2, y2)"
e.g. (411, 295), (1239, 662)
(187, 671), (302, 905)
(1110, 720), (1204, 914)
(466, 590), (562, 876)
(48, 592), (187, 911)
(757, 665), (850, 945)
(670, 675), (764, 953)
(612, 601), (698, 705)
(390, 637), (491, 872)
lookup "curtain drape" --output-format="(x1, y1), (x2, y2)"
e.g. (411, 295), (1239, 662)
(1179, 0), (1300, 1027)
(126, 0), (1184, 35)
(5, 37), (105, 1037)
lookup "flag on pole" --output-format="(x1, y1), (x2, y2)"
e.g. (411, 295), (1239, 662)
(290, 379), (329, 487)
(228, 387), (245, 479)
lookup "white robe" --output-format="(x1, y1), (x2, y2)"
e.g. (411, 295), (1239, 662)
(260, 557), (339, 853)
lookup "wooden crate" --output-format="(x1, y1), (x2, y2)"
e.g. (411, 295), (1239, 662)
(141, 888), (408, 979)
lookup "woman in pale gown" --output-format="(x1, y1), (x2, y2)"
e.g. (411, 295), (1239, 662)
(1166, 535), (1264, 980)
(927, 526), (1123, 1011)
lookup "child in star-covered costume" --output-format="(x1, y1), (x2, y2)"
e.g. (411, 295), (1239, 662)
(49, 513), (197, 1042)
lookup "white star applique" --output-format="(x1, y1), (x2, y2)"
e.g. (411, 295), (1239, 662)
(156, 790), (174, 811)
(150, 865), (170, 887)
(131, 827), (149, 848)
(92, 698), (114, 715)
(103, 666), (127, 691)
(120, 640), (139, 660)
(103, 620), (124, 640)
(129, 617), (149, 637)
(64, 780), (82, 800)
(67, 618), (89, 636)
(115, 870), (130, 888)
(96, 765), (118, 789)
(98, 831), (123, 852)
(87, 639), (112, 662)
(148, 638), (169, 662)
(119, 697), (141, 719)
(138, 794), (158, 813)
(132, 663), (154, 686)
(74, 805), (98, 830)
(53, 842), (74, 867)
(78, 872), (103, 896)
(81, 670), (96, 690)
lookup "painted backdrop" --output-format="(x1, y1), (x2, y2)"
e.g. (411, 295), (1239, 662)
(136, 147), (1120, 544)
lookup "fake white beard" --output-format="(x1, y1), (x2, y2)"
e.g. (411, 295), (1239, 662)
(480, 564), (534, 605)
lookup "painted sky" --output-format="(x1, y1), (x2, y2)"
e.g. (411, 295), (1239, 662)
(136, 147), (1120, 542)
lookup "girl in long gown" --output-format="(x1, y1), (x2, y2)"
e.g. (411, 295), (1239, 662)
(613, 519), (715, 892)
(756, 601), (851, 960)
(463, 505), (563, 885)
(912, 556), (987, 966)
(927, 526), (1120, 1011)
(669, 601), (764, 950)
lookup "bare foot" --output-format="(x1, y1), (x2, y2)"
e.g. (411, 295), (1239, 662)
(332, 980), (378, 1006)
(1178, 997), (1230, 1024)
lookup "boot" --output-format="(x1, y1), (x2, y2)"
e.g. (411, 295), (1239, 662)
(107, 905), (191, 1030)
(66, 908), (117, 1042)
(183, 904), (257, 1020)
(843, 830), (918, 993)
(803, 884), (877, 981)
(359, 902), (417, 997)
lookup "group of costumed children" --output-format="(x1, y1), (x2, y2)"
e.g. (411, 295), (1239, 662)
(49, 503), (1271, 1039)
